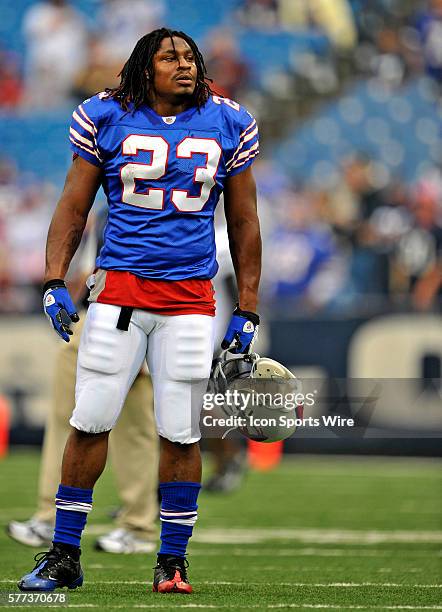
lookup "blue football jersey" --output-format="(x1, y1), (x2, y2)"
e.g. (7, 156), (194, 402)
(69, 94), (259, 280)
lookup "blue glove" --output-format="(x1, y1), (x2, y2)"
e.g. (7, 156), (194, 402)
(43, 279), (79, 342)
(221, 306), (260, 354)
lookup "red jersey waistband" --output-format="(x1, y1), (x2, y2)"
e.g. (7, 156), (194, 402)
(88, 269), (215, 316)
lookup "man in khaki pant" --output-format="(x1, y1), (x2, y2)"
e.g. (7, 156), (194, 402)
(7, 313), (159, 553)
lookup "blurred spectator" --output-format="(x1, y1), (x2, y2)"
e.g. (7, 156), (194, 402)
(366, 182), (412, 253)
(323, 155), (383, 237)
(72, 36), (120, 102)
(415, 0), (442, 83)
(98, 0), (165, 63)
(0, 157), (54, 312)
(0, 158), (20, 311)
(279, 0), (357, 51)
(264, 189), (348, 312)
(321, 156), (394, 298)
(204, 30), (250, 99)
(237, 0), (279, 30)
(395, 173), (442, 309)
(8, 183), (52, 281)
(0, 158), (23, 221)
(371, 26), (406, 85)
(0, 50), (23, 108)
(22, 0), (87, 107)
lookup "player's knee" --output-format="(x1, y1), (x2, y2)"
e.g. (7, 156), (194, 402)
(71, 380), (123, 433)
(70, 427), (110, 441)
(158, 427), (201, 445)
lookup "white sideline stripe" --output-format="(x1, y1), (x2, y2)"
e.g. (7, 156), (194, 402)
(82, 524), (442, 544)
(189, 549), (441, 558)
(87, 546), (441, 559)
(204, 581), (442, 588)
(1, 579), (440, 588)
(0, 604), (441, 610)
(191, 528), (442, 545)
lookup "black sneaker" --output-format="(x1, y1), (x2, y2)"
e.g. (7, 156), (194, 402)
(152, 555), (192, 594)
(18, 543), (83, 591)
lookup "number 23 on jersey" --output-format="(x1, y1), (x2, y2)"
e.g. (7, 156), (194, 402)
(120, 135), (222, 213)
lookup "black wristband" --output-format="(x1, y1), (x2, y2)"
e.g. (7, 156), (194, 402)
(233, 305), (260, 326)
(43, 279), (66, 294)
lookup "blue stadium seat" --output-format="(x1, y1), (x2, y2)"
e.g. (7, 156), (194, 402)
(273, 77), (441, 184)
(0, 111), (71, 186)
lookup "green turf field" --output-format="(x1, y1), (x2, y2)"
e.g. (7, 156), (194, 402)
(0, 451), (441, 611)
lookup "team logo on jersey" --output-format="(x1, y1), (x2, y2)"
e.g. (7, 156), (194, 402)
(45, 293), (56, 307)
(243, 321), (254, 333)
(162, 116), (176, 124)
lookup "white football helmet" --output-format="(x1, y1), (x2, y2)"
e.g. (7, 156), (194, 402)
(210, 352), (304, 443)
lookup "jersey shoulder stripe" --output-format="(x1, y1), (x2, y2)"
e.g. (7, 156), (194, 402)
(69, 93), (112, 166)
(213, 96), (260, 176)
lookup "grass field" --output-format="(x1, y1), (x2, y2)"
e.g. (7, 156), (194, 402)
(0, 450), (441, 611)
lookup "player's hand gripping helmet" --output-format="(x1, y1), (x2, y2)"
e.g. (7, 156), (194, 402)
(210, 352), (304, 443)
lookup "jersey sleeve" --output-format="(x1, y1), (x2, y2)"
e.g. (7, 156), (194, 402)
(69, 98), (103, 167)
(225, 105), (259, 177)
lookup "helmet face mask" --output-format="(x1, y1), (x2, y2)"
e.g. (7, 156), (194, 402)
(209, 352), (304, 443)
(211, 353), (256, 394)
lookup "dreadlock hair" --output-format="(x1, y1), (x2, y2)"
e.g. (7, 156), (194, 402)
(105, 28), (214, 111)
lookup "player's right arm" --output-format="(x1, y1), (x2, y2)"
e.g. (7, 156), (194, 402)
(44, 156), (101, 283)
(43, 156), (101, 341)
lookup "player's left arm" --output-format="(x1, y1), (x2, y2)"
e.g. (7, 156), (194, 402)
(222, 166), (262, 353)
(224, 166), (261, 311)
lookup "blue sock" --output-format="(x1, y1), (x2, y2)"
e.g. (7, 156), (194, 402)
(159, 482), (201, 558)
(53, 484), (93, 548)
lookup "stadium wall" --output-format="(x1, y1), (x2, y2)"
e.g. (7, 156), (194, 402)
(1, 313), (441, 454)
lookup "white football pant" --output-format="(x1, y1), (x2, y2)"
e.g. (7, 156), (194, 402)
(70, 303), (215, 444)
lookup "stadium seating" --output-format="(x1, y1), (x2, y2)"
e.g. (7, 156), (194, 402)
(273, 77), (441, 185)
(0, 112), (71, 186)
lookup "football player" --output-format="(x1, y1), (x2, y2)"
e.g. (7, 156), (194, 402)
(18, 28), (261, 594)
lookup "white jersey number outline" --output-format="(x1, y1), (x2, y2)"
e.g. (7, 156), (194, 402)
(121, 135), (169, 210)
(121, 135), (222, 212)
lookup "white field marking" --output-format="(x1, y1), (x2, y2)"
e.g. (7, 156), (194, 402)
(88, 564), (124, 569)
(83, 526), (442, 545)
(269, 607), (442, 610)
(0, 604), (441, 610)
(191, 528), (442, 545)
(188, 548), (440, 558)
(1, 580), (440, 588)
(200, 582), (442, 588)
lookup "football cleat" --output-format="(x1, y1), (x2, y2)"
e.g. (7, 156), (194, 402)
(211, 351), (304, 442)
(95, 528), (156, 554)
(18, 544), (83, 591)
(7, 518), (53, 548)
(152, 555), (192, 594)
